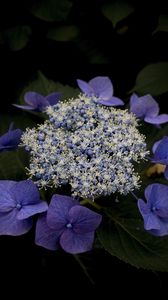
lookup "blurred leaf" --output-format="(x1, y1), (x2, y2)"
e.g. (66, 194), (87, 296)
(52, 82), (80, 98)
(76, 39), (109, 64)
(130, 62), (168, 96)
(19, 71), (79, 104)
(153, 14), (168, 34)
(98, 198), (168, 271)
(102, 1), (134, 27)
(47, 25), (79, 42)
(116, 25), (129, 35)
(31, 0), (72, 22)
(3, 26), (31, 51)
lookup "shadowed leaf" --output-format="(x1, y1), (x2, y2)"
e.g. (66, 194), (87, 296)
(31, 0), (72, 22)
(153, 14), (168, 34)
(2, 26), (31, 51)
(102, 1), (134, 27)
(130, 62), (168, 96)
(47, 25), (79, 42)
(98, 198), (168, 271)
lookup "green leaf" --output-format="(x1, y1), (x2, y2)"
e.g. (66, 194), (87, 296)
(47, 25), (79, 42)
(102, 1), (134, 28)
(52, 82), (80, 98)
(98, 199), (168, 271)
(19, 71), (79, 104)
(130, 62), (168, 96)
(153, 14), (168, 34)
(31, 0), (72, 22)
(0, 114), (34, 180)
(3, 26), (31, 51)
(0, 149), (29, 180)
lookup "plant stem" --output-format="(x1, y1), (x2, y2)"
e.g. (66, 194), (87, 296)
(73, 255), (95, 285)
(80, 198), (102, 210)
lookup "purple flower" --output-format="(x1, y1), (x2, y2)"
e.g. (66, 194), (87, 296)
(151, 136), (168, 179)
(35, 194), (102, 254)
(0, 123), (22, 152)
(13, 91), (62, 112)
(77, 76), (124, 106)
(138, 184), (168, 236)
(129, 93), (168, 125)
(0, 180), (48, 236)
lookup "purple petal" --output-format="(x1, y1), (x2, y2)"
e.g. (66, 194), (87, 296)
(45, 92), (62, 106)
(89, 76), (113, 99)
(149, 218), (168, 236)
(144, 114), (168, 124)
(0, 129), (22, 150)
(140, 94), (159, 117)
(150, 184), (168, 218)
(130, 94), (159, 118)
(0, 192), (15, 212)
(144, 184), (168, 218)
(144, 184), (155, 203)
(138, 198), (151, 215)
(17, 201), (48, 220)
(12, 180), (41, 206)
(77, 79), (94, 96)
(164, 165), (168, 180)
(13, 104), (36, 111)
(35, 214), (60, 251)
(152, 137), (168, 164)
(68, 206), (102, 234)
(8, 122), (14, 131)
(130, 93), (138, 106)
(130, 93), (147, 118)
(145, 184), (162, 206)
(24, 92), (48, 111)
(0, 180), (16, 191)
(60, 229), (94, 254)
(144, 213), (161, 230)
(24, 92), (45, 106)
(47, 194), (78, 230)
(97, 96), (124, 106)
(0, 210), (32, 236)
(152, 139), (162, 154)
(138, 199), (160, 230)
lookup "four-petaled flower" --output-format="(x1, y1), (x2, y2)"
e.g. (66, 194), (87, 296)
(0, 180), (48, 236)
(35, 194), (102, 254)
(129, 93), (168, 125)
(138, 183), (168, 236)
(77, 76), (124, 106)
(0, 123), (22, 152)
(151, 136), (168, 179)
(13, 91), (62, 112)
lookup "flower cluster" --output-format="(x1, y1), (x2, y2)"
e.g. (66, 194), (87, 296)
(1, 75), (168, 258)
(21, 93), (148, 198)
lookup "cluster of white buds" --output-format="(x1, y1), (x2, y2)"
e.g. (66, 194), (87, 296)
(21, 94), (149, 199)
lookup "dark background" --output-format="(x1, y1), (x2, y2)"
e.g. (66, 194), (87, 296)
(1, 0), (168, 297)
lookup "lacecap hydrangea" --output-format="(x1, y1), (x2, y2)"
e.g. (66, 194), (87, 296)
(21, 92), (149, 199)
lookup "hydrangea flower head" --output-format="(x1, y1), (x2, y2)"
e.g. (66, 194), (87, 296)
(21, 94), (149, 199)
(151, 136), (168, 179)
(0, 180), (48, 236)
(0, 123), (22, 152)
(129, 93), (168, 124)
(35, 194), (102, 254)
(77, 76), (124, 106)
(13, 91), (62, 112)
(138, 184), (168, 236)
